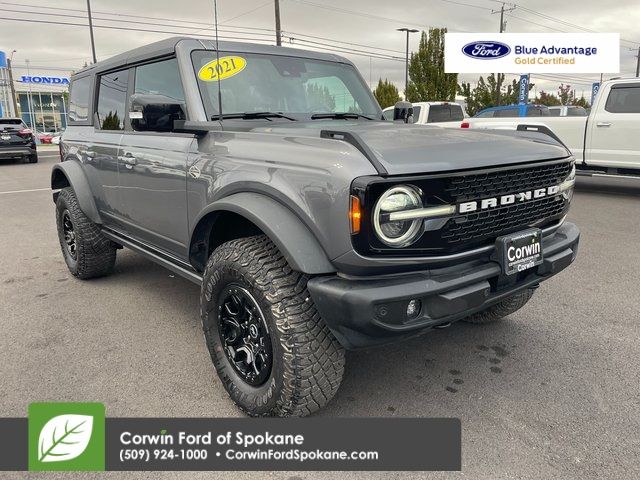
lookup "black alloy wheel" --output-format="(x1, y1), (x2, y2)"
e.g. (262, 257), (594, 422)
(217, 284), (273, 386)
(61, 209), (77, 260)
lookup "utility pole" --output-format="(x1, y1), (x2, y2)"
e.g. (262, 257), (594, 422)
(491, 2), (515, 106)
(6, 52), (18, 117)
(635, 46), (640, 77)
(86, 0), (97, 63)
(397, 28), (419, 100)
(274, 0), (282, 46)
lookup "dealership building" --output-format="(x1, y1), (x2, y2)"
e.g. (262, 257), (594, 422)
(0, 51), (75, 132)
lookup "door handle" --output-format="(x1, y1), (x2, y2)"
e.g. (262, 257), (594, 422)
(596, 122), (612, 127)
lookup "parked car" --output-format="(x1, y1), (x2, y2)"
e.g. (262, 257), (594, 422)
(462, 78), (640, 176)
(382, 101), (466, 125)
(0, 118), (38, 163)
(36, 131), (54, 144)
(52, 37), (579, 417)
(51, 129), (65, 145)
(475, 104), (550, 118)
(548, 106), (588, 117)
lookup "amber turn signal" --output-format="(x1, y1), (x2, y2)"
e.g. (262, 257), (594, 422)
(349, 195), (362, 234)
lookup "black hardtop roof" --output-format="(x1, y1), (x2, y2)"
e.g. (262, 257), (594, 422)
(72, 36), (352, 78)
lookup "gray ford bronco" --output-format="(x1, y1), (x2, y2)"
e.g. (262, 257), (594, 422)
(52, 37), (579, 417)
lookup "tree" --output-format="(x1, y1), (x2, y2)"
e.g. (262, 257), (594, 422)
(558, 83), (574, 106)
(373, 78), (401, 109)
(305, 83), (336, 111)
(535, 90), (562, 106)
(573, 95), (590, 109)
(406, 28), (458, 102)
(458, 74), (528, 116)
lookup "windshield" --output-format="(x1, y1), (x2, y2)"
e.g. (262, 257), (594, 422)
(192, 50), (381, 120)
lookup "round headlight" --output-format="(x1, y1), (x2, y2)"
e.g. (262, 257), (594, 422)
(373, 185), (423, 247)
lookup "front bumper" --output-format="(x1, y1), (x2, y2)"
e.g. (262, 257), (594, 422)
(308, 222), (580, 349)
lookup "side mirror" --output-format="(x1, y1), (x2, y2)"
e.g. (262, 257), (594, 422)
(129, 94), (185, 132)
(393, 101), (414, 124)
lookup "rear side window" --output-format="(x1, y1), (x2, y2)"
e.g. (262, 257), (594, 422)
(410, 106), (421, 123)
(68, 76), (91, 123)
(382, 108), (394, 120)
(134, 58), (185, 102)
(605, 86), (640, 113)
(566, 106), (587, 116)
(475, 110), (494, 118)
(427, 105), (464, 122)
(525, 107), (549, 117)
(96, 69), (129, 130)
(549, 108), (561, 116)
(495, 108), (519, 117)
(0, 119), (25, 129)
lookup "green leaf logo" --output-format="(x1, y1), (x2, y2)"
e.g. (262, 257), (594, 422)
(38, 414), (94, 463)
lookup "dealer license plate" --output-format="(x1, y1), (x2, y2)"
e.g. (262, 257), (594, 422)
(495, 228), (543, 275)
(1, 135), (11, 141)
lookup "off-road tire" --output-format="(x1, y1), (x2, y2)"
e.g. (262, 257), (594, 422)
(201, 235), (345, 417)
(27, 153), (38, 163)
(55, 187), (116, 279)
(463, 288), (535, 324)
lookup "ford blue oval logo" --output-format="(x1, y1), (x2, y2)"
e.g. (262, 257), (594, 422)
(462, 41), (511, 59)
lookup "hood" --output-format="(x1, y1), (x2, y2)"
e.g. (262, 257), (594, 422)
(252, 121), (570, 175)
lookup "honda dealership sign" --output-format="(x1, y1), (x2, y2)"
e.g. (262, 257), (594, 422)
(19, 75), (70, 85)
(445, 33), (620, 73)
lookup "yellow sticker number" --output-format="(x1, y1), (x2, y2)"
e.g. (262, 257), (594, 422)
(198, 56), (246, 81)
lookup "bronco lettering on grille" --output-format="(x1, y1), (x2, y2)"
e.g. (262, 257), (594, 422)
(458, 184), (561, 214)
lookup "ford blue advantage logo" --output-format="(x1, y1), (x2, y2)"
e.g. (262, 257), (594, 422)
(462, 41), (511, 59)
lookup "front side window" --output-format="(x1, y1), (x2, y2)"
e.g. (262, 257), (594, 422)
(96, 69), (129, 130)
(68, 76), (91, 123)
(605, 86), (640, 113)
(192, 51), (380, 120)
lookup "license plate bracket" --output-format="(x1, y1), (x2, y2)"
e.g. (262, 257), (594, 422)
(494, 228), (543, 276)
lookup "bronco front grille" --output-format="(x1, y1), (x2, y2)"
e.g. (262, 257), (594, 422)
(445, 161), (574, 203)
(441, 195), (567, 246)
(351, 158), (574, 256)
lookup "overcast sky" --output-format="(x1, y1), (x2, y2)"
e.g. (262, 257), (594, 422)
(1, 0), (639, 98)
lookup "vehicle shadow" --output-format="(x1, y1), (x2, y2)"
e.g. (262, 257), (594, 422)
(575, 176), (640, 196)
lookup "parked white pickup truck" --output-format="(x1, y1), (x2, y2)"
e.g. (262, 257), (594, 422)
(383, 101), (466, 126)
(463, 78), (640, 175)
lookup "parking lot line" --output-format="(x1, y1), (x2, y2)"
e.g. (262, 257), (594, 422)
(0, 187), (50, 195)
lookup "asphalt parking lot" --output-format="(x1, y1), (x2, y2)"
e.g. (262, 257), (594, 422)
(1, 148), (639, 480)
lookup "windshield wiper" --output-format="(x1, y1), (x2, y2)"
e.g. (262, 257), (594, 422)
(310, 112), (374, 120)
(213, 111), (297, 121)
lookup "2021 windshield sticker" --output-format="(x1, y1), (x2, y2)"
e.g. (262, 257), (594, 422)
(198, 56), (247, 81)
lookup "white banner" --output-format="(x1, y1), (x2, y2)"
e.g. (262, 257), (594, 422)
(445, 33), (620, 73)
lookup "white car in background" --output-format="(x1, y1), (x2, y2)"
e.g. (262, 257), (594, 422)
(462, 78), (640, 176)
(383, 101), (466, 127)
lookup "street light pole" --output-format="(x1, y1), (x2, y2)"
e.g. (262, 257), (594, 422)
(397, 28), (418, 100)
(635, 46), (640, 78)
(86, 0), (97, 63)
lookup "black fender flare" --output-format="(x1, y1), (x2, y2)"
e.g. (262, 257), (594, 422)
(51, 161), (102, 224)
(191, 192), (335, 275)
